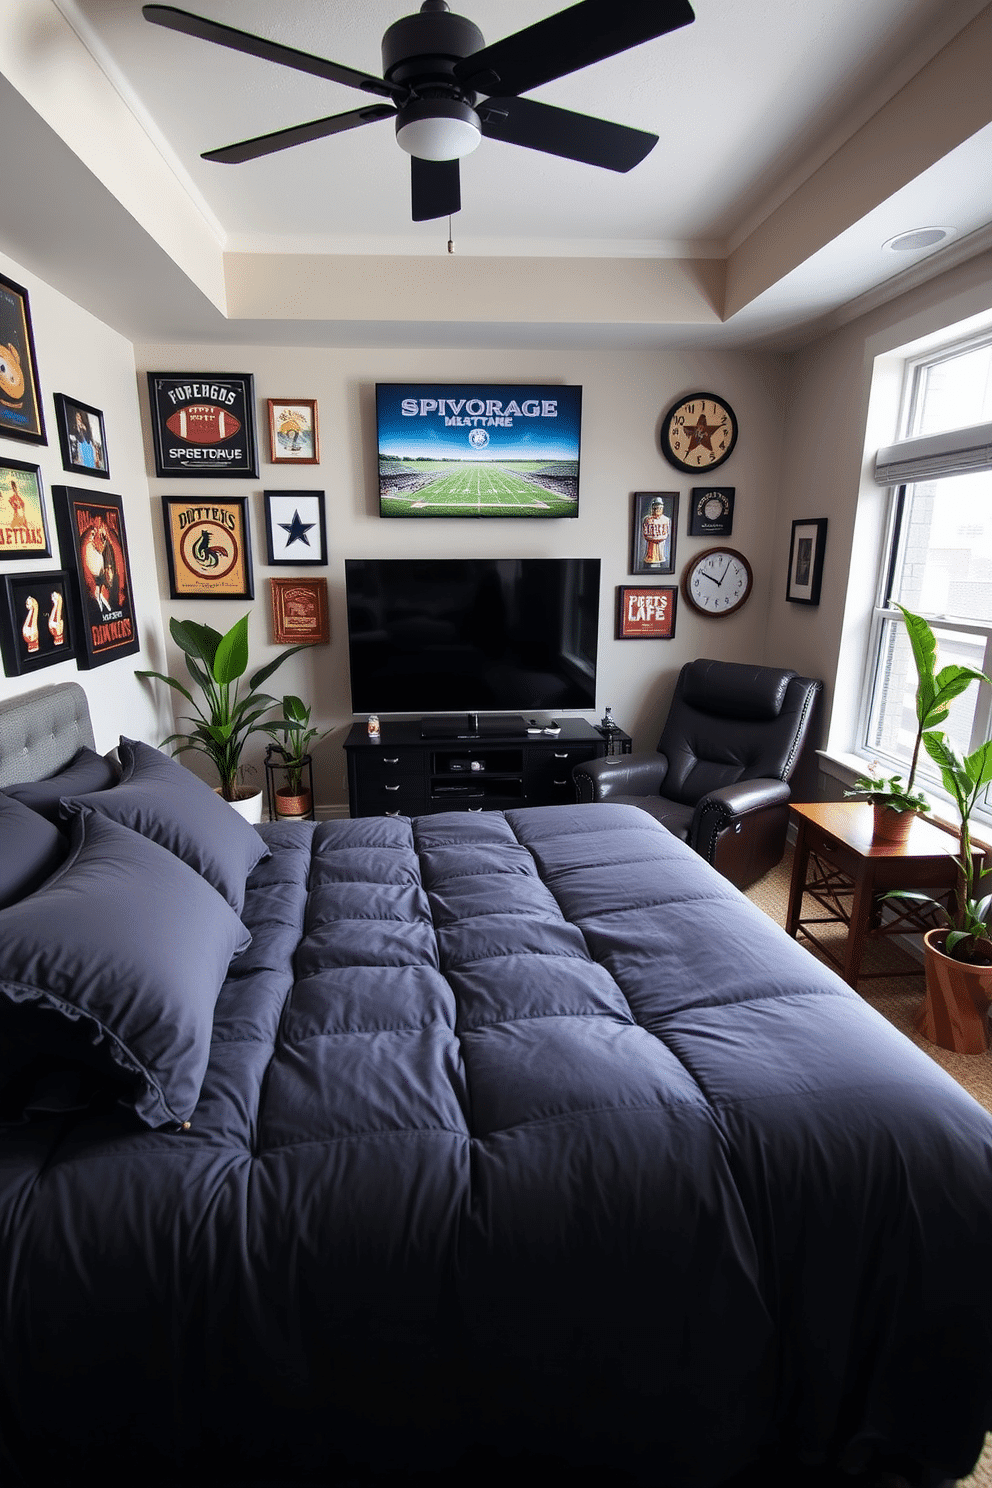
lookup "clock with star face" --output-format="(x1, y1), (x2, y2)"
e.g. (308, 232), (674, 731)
(682, 546), (753, 617)
(660, 392), (738, 473)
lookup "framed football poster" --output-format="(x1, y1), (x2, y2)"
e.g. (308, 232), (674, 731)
(147, 373), (258, 478)
(52, 486), (140, 669)
(161, 495), (254, 600)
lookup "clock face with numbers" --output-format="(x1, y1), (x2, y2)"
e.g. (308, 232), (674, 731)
(660, 392), (738, 472)
(682, 547), (753, 616)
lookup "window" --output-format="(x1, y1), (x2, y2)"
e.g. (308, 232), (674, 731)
(862, 334), (992, 816)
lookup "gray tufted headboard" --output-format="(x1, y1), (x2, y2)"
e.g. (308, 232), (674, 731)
(0, 683), (96, 789)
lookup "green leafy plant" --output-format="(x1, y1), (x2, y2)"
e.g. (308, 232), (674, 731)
(137, 615), (307, 801)
(263, 694), (327, 795)
(846, 767), (928, 815)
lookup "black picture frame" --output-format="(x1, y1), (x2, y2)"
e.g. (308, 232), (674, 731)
(53, 486), (141, 668)
(0, 272), (46, 445)
(54, 394), (110, 479)
(0, 569), (76, 676)
(0, 458), (52, 560)
(264, 490), (327, 565)
(630, 492), (678, 575)
(688, 486), (735, 537)
(787, 517), (828, 605)
(161, 495), (254, 600)
(146, 372), (258, 478)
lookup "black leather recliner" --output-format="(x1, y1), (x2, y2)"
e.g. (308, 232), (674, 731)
(573, 658), (822, 890)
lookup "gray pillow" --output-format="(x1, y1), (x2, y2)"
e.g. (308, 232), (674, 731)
(66, 737), (269, 913)
(4, 746), (119, 824)
(0, 808), (250, 1130)
(0, 792), (68, 908)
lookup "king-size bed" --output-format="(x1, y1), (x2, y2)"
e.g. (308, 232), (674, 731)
(1, 681), (991, 1488)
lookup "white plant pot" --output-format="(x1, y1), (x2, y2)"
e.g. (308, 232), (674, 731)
(215, 787), (264, 825)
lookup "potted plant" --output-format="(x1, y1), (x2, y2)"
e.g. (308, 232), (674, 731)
(137, 614), (307, 819)
(263, 694), (326, 819)
(847, 603), (989, 841)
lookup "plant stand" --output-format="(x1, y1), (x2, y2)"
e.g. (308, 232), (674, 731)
(265, 748), (315, 821)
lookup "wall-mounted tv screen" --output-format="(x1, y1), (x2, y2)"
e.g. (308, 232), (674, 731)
(345, 557), (600, 717)
(376, 384), (581, 518)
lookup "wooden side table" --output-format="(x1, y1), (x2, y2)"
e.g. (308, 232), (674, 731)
(786, 801), (973, 988)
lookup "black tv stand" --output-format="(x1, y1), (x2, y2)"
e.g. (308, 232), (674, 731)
(419, 713), (528, 740)
(344, 718), (614, 817)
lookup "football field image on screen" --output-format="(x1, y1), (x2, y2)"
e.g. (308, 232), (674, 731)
(376, 385), (581, 518)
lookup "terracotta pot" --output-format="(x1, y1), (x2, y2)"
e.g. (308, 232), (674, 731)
(916, 928), (992, 1055)
(871, 802), (915, 844)
(275, 786), (313, 819)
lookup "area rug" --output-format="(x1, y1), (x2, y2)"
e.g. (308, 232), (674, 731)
(746, 848), (992, 1488)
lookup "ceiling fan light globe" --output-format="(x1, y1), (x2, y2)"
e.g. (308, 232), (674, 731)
(396, 99), (481, 160)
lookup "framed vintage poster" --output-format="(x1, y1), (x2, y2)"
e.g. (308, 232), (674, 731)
(787, 517), (828, 605)
(264, 490), (327, 565)
(617, 584), (677, 640)
(688, 486), (735, 537)
(270, 577), (329, 646)
(147, 373), (258, 478)
(630, 492), (678, 575)
(52, 487), (140, 669)
(162, 495), (254, 600)
(0, 272), (46, 445)
(0, 570), (75, 676)
(267, 399), (319, 464)
(0, 459), (52, 560)
(54, 394), (110, 478)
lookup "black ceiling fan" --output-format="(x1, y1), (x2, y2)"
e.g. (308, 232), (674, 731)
(142, 0), (695, 222)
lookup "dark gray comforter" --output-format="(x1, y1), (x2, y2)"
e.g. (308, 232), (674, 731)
(2, 803), (991, 1486)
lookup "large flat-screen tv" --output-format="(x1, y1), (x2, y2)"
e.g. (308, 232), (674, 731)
(376, 384), (581, 518)
(345, 557), (600, 720)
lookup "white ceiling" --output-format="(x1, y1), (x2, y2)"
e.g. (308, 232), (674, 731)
(3, 0), (991, 348)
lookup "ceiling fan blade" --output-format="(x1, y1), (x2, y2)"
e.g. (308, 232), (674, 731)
(455, 0), (694, 96)
(411, 158), (461, 222)
(142, 5), (403, 101)
(202, 106), (395, 165)
(480, 96), (656, 172)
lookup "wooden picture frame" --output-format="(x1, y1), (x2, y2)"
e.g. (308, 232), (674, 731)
(0, 569), (76, 676)
(787, 517), (828, 605)
(0, 272), (46, 445)
(617, 585), (678, 639)
(267, 398), (319, 464)
(147, 372), (258, 478)
(630, 492), (678, 575)
(270, 576), (329, 646)
(54, 394), (110, 479)
(52, 486), (140, 669)
(0, 458), (52, 560)
(264, 490), (327, 565)
(161, 495), (254, 600)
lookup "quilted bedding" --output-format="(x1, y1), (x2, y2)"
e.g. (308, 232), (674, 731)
(3, 802), (992, 1487)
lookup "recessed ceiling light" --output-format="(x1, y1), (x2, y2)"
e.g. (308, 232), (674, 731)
(882, 227), (956, 253)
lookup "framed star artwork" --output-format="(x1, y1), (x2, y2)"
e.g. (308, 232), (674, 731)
(263, 490), (327, 566)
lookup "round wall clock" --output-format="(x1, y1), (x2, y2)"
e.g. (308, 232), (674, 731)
(682, 546), (753, 616)
(660, 392), (738, 472)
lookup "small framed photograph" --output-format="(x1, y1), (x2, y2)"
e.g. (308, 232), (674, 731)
(270, 577), (329, 646)
(688, 486), (734, 537)
(161, 495), (254, 600)
(54, 394), (110, 478)
(617, 584), (677, 640)
(52, 486), (140, 669)
(147, 372), (258, 478)
(268, 399), (319, 464)
(0, 459), (52, 560)
(264, 490), (327, 565)
(631, 491), (678, 575)
(0, 570), (75, 676)
(0, 273), (46, 445)
(787, 517), (828, 605)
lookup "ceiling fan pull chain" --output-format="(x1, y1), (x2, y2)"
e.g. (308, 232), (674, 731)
(447, 216), (455, 254)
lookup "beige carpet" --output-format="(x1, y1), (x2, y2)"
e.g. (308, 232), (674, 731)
(746, 848), (992, 1488)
